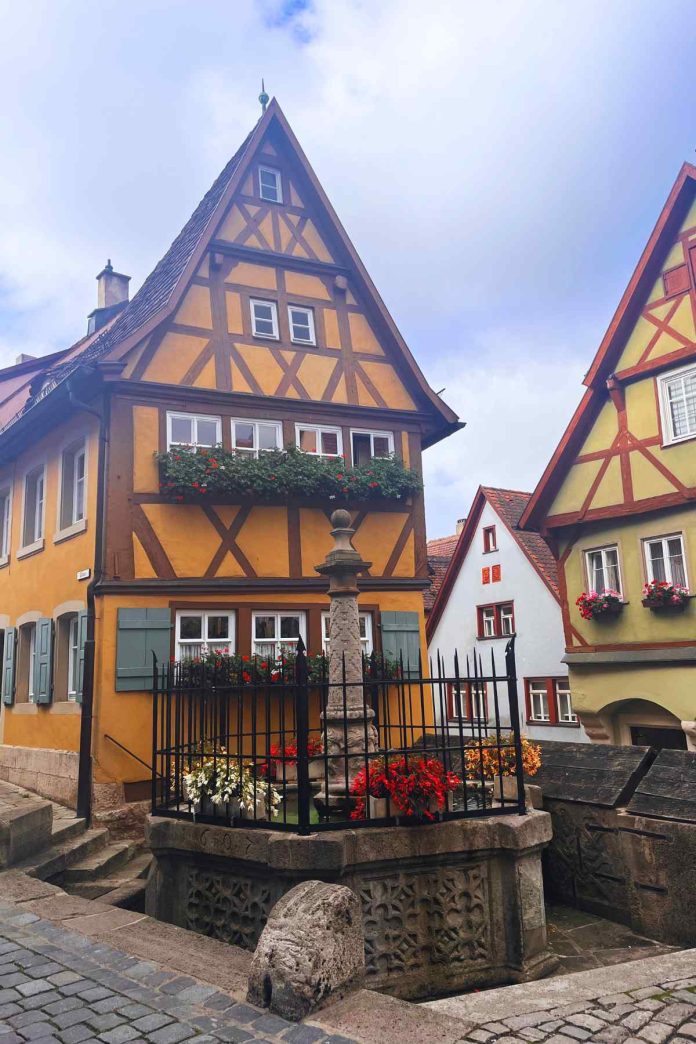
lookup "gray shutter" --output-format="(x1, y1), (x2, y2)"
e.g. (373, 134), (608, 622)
(33, 617), (53, 704)
(75, 610), (89, 704)
(381, 611), (421, 678)
(116, 608), (172, 692)
(2, 628), (16, 705)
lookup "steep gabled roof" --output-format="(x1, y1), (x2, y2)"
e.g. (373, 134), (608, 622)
(521, 162), (696, 532)
(2, 98), (459, 445)
(425, 486), (559, 641)
(424, 532), (458, 612)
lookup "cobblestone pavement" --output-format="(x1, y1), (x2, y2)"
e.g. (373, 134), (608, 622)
(458, 976), (696, 1043)
(0, 909), (354, 1044)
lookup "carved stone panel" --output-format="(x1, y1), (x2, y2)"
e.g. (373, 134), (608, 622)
(358, 862), (490, 981)
(185, 865), (282, 950)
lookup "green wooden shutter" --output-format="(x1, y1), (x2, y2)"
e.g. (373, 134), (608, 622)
(116, 608), (172, 692)
(381, 611), (421, 678)
(75, 610), (89, 704)
(33, 617), (53, 704)
(2, 628), (16, 705)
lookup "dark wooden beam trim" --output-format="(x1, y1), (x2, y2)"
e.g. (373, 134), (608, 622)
(209, 240), (349, 278)
(131, 504), (177, 579)
(96, 576), (430, 594)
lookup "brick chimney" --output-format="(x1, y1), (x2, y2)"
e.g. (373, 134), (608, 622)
(88, 260), (130, 334)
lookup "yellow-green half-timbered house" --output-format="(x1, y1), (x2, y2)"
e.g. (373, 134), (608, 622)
(522, 163), (696, 751)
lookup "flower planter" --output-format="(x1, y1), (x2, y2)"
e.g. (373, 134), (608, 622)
(642, 599), (688, 613)
(594, 602), (623, 618)
(308, 757), (324, 781)
(194, 796), (240, 821)
(396, 797), (441, 825)
(368, 796), (390, 819)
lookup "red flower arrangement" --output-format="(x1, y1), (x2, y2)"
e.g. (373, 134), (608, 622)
(350, 756), (460, 822)
(270, 738), (324, 765)
(641, 579), (689, 610)
(575, 589), (622, 620)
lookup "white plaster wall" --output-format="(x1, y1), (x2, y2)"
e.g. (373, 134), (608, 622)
(428, 501), (588, 742)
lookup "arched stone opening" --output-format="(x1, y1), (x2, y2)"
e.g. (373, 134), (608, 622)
(590, 698), (688, 750)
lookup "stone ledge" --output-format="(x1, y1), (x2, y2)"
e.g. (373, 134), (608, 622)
(0, 796), (53, 868)
(427, 947), (696, 1024)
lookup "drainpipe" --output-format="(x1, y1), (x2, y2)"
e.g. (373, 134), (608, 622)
(68, 379), (109, 825)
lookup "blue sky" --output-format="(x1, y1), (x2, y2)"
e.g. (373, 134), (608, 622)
(0, 0), (694, 535)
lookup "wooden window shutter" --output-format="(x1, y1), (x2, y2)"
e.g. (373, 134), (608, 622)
(2, 628), (16, 705)
(664, 264), (690, 298)
(75, 609), (89, 704)
(116, 608), (172, 692)
(33, 617), (54, 705)
(380, 611), (421, 678)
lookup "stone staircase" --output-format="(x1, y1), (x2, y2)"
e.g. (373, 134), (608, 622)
(0, 780), (151, 910)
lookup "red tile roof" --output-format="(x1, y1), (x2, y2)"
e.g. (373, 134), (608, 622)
(481, 487), (559, 599)
(427, 534), (459, 558)
(424, 532), (459, 611)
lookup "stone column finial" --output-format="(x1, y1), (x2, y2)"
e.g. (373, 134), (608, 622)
(315, 509), (377, 802)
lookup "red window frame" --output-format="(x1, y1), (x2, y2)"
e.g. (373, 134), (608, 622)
(447, 681), (488, 721)
(477, 602), (515, 639)
(524, 677), (577, 726)
(482, 525), (497, 553)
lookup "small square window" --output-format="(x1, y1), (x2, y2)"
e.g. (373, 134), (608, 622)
(350, 430), (394, 465)
(259, 166), (282, 203)
(231, 419), (282, 456)
(167, 413), (221, 450)
(176, 610), (235, 660)
(288, 306), (316, 345)
(251, 299), (279, 339)
(296, 424), (342, 457)
(252, 611), (306, 659)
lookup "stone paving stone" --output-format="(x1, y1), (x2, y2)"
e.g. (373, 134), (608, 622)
(18, 1023), (58, 1040)
(145, 1025), (193, 1044)
(662, 1003), (696, 1025)
(98, 1026), (142, 1044)
(280, 1026), (326, 1043)
(638, 1023), (674, 1044)
(59, 1027), (96, 1044)
(8, 1011), (50, 1029)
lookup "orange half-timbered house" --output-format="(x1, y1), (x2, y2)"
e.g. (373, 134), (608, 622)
(521, 162), (696, 751)
(0, 99), (459, 819)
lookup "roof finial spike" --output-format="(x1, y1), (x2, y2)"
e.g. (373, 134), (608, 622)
(259, 79), (269, 115)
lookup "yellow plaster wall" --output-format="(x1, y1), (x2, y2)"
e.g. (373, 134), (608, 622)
(0, 413), (99, 751)
(569, 663), (694, 723)
(132, 407), (159, 493)
(562, 505), (696, 649)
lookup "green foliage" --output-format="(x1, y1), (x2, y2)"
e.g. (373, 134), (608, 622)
(157, 445), (423, 503)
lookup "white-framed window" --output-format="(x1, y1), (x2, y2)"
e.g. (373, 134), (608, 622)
(296, 424), (342, 457)
(658, 363), (696, 445)
(481, 607), (496, 638)
(500, 604), (515, 636)
(175, 611), (235, 661)
(528, 680), (550, 722)
(644, 533), (688, 587)
(449, 682), (487, 721)
(585, 545), (622, 596)
(167, 412), (221, 450)
(67, 615), (80, 701)
(288, 305), (316, 345)
(555, 679), (576, 723)
(59, 440), (86, 531)
(350, 429), (394, 466)
(258, 166), (282, 204)
(231, 419), (282, 456)
(252, 611), (306, 660)
(321, 612), (373, 656)
(250, 299), (279, 339)
(22, 466), (45, 549)
(0, 487), (11, 561)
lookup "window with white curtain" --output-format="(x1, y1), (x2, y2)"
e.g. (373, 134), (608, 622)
(176, 611), (235, 660)
(585, 545), (622, 595)
(252, 612), (306, 660)
(644, 534), (687, 587)
(321, 612), (373, 656)
(659, 363), (696, 444)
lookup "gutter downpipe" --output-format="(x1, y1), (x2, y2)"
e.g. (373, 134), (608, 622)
(68, 378), (108, 825)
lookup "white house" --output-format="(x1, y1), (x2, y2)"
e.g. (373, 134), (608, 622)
(426, 486), (589, 743)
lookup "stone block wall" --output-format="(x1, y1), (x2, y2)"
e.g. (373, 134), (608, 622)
(0, 745), (79, 808)
(531, 743), (696, 947)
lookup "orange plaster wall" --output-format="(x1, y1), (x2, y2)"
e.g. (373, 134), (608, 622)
(0, 412), (99, 751)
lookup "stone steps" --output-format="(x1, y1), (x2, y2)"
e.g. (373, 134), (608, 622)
(16, 826), (112, 879)
(62, 839), (139, 881)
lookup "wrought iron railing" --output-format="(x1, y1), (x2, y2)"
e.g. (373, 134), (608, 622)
(151, 637), (526, 834)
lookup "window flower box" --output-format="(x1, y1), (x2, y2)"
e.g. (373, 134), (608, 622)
(575, 590), (623, 620)
(156, 445), (423, 505)
(641, 580), (690, 612)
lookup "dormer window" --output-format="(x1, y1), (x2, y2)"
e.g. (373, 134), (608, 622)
(259, 166), (282, 204)
(251, 299), (279, 339)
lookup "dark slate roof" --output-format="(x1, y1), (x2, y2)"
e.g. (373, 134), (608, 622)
(39, 127), (258, 392)
(483, 487), (560, 599)
(627, 749), (696, 822)
(424, 533), (458, 612)
(529, 741), (653, 807)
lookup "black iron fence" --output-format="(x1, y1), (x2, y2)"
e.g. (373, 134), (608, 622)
(151, 637), (527, 834)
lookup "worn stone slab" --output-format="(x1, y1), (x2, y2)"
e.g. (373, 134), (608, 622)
(529, 741), (653, 807)
(0, 871), (63, 904)
(428, 948), (696, 1024)
(0, 801), (53, 869)
(627, 750), (696, 823)
(311, 987), (473, 1043)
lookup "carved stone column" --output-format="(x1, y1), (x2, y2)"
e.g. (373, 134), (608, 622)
(315, 509), (378, 800)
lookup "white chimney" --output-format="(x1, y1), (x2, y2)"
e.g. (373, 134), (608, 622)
(96, 260), (130, 308)
(456, 517), (466, 534)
